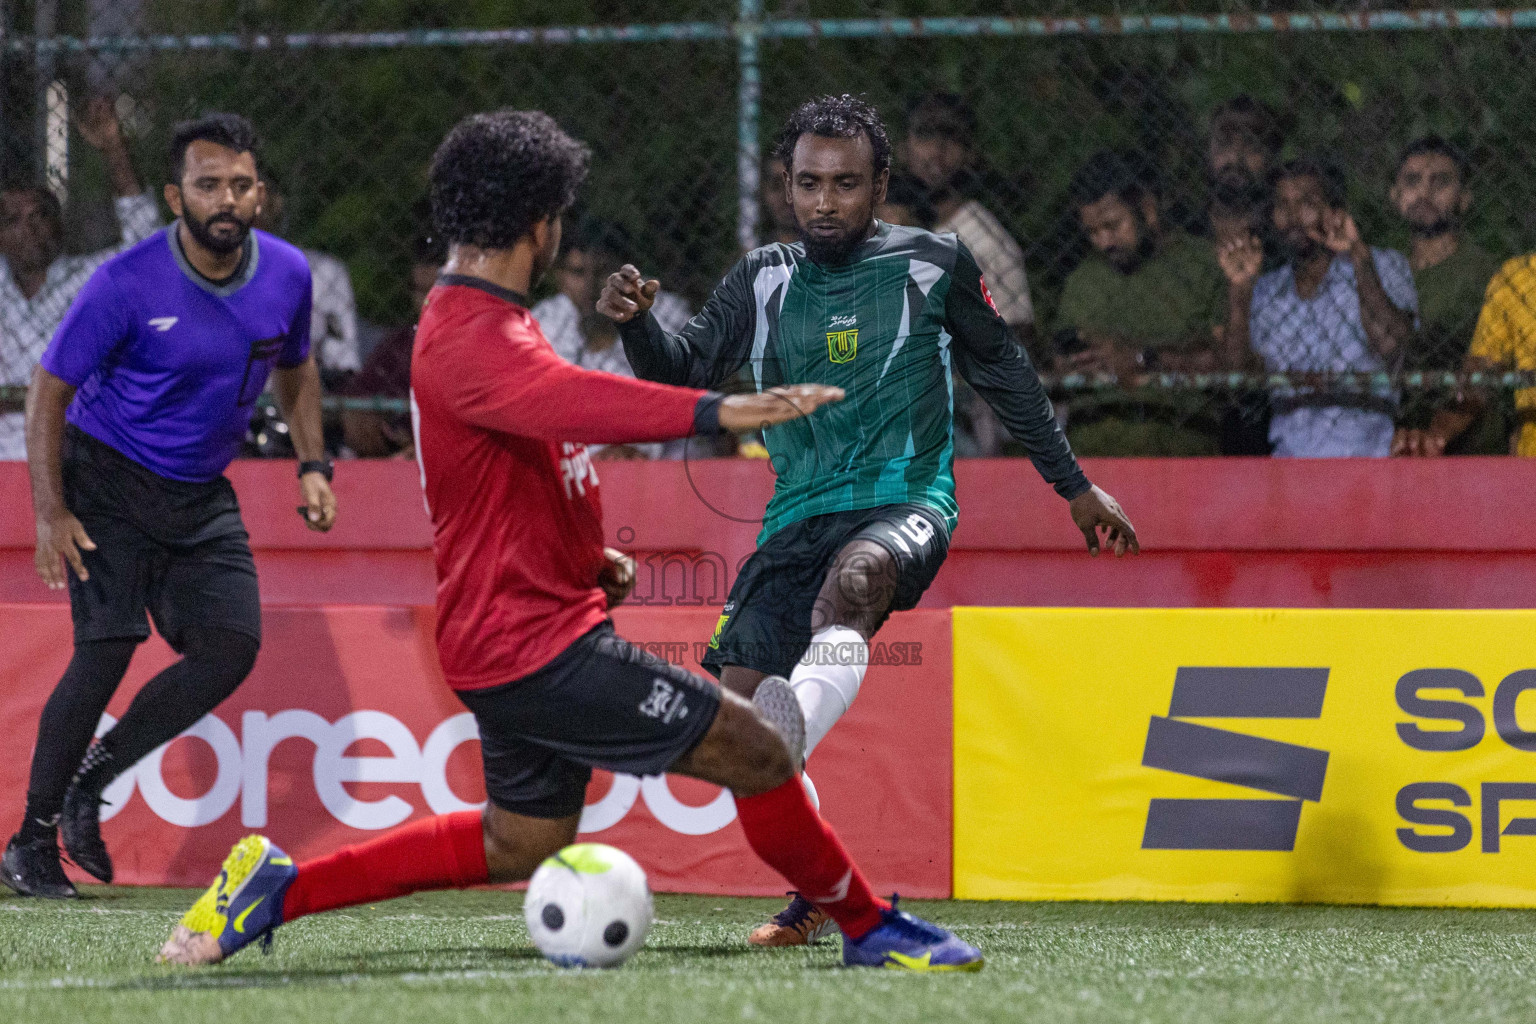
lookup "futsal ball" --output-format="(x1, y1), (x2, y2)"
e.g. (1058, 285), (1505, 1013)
(524, 843), (653, 968)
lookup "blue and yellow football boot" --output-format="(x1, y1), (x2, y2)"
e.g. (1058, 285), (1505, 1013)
(158, 835), (296, 965)
(841, 897), (984, 972)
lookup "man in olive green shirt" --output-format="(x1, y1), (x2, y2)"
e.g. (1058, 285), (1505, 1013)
(1388, 135), (1504, 454)
(1055, 150), (1225, 455)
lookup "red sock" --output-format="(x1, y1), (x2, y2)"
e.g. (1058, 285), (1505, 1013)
(735, 778), (888, 939)
(281, 810), (489, 922)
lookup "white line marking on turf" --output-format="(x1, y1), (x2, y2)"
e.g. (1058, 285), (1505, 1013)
(0, 906), (534, 922)
(0, 968), (559, 992)
(0, 905), (169, 915)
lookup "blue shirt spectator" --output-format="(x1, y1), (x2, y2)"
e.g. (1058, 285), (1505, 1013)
(1251, 248), (1418, 457)
(1219, 157), (1419, 457)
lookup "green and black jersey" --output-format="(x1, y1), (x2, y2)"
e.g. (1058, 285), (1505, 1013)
(619, 221), (1090, 541)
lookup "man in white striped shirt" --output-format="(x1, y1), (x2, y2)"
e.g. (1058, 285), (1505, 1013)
(901, 93), (1032, 455)
(0, 97), (159, 459)
(255, 188), (361, 382)
(901, 93), (1034, 330)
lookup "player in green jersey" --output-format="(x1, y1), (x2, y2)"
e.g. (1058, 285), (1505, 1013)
(599, 95), (1137, 946)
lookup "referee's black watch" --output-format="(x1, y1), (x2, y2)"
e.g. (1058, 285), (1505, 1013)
(298, 459), (334, 482)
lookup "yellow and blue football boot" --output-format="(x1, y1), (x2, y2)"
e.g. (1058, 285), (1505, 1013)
(163, 835), (296, 964)
(841, 896), (984, 972)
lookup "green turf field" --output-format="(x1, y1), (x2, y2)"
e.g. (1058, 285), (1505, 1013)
(4, 888), (1536, 1023)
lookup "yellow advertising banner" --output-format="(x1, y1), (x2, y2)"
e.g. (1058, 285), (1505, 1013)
(954, 608), (1536, 906)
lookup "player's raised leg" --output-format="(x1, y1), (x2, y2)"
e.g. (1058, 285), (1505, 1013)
(160, 660), (978, 971)
(671, 680), (982, 971)
(748, 507), (947, 946)
(158, 805), (581, 965)
(737, 538), (886, 946)
(62, 624), (259, 884)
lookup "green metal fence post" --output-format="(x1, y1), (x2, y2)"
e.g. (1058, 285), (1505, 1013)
(737, 0), (762, 254)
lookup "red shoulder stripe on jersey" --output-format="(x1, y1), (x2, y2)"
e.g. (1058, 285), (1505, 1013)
(979, 275), (1000, 316)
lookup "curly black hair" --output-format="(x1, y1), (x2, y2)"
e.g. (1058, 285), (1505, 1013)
(773, 94), (891, 176)
(429, 109), (591, 249)
(168, 113), (259, 184)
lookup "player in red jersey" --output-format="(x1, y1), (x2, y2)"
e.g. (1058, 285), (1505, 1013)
(159, 110), (984, 972)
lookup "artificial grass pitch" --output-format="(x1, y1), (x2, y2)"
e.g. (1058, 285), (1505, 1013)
(3, 889), (1536, 1023)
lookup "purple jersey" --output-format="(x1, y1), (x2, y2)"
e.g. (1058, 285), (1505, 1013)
(41, 224), (312, 482)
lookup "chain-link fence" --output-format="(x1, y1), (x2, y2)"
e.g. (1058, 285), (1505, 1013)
(2, 1), (1535, 460)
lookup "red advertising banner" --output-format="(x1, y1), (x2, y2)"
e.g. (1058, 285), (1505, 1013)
(0, 604), (951, 897)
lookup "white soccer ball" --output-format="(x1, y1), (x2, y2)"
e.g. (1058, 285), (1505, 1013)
(524, 842), (653, 968)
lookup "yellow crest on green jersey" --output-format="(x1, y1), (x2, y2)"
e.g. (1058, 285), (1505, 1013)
(827, 329), (858, 364)
(708, 612), (730, 649)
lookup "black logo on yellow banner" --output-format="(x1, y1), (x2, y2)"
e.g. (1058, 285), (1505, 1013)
(1141, 667), (1330, 851)
(1395, 668), (1536, 852)
(827, 329), (857, 363)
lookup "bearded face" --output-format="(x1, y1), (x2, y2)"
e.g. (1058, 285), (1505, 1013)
(1391, 152), (1470, 239)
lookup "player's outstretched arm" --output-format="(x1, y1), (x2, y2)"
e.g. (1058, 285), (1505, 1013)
(716, 385), (845, 432)
(441, 318), (841, 446)
(600, 259), (759, 390)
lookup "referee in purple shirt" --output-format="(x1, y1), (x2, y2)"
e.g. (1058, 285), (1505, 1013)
(2, 114), (338, 898)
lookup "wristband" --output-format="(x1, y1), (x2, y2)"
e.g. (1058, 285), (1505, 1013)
(298, 459), (334, 482)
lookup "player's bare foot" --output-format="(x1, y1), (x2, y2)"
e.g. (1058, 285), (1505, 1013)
(158, 924), (225, 965)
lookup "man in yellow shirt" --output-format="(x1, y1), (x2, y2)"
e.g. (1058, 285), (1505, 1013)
(1398, 254), (1536, 455)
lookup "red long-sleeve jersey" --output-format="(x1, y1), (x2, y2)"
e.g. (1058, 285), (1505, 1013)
(410, 277), (712, 689)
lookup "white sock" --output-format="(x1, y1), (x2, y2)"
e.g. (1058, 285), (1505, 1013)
(801, 772), (820, 812)
(789, 626), (868, 759)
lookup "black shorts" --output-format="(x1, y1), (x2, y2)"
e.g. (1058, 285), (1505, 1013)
(456, 621), (722, 819)
(62, 426), (261, 651)
(700, 502), (950, 680)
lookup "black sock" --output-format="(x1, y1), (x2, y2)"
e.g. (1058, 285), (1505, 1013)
(15, 813), (60, 847)
(17, 639), (138, 844)
(70, 740), (119, 799)
(97, 628), (259, 774)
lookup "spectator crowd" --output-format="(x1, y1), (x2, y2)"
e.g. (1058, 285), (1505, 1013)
(3, 92), (1534, 462)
